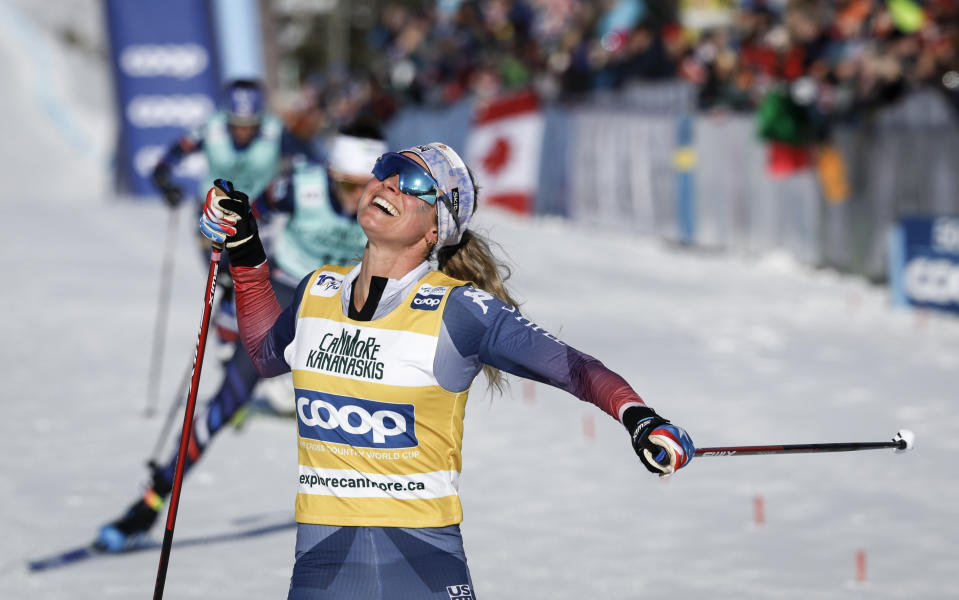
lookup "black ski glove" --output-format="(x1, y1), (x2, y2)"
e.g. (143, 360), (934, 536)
(152, 165), (183, 208)
(199, 179), (267, 267)
(624, 406), (696, 477)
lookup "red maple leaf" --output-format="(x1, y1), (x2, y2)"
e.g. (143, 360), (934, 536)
(481, 137), (510, 175)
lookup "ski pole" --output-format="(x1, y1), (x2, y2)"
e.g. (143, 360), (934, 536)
(144, 206), (180, 417)
(153, 241), (222, 600)
(694, 430), (915, 457)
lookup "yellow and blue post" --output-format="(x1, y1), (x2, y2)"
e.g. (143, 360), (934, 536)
(674, 114), (697, 245)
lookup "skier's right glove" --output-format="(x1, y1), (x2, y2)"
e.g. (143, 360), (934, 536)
(625, 407), (695, 478)
(151, 165), (183, 208)
(199, 179), (267, 267)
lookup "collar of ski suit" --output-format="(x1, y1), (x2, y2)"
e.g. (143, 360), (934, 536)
(339, 261), (432, 321)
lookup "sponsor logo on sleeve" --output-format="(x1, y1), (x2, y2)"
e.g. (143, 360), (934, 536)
(310, 271), (345, 297)
(296, 389), (417, 449)
(463, 288), (493, 314)
(411, 284), (448, 311)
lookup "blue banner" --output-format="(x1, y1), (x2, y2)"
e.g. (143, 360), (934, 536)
(889, 216), (959, 313)
(104, 0), (220, 197)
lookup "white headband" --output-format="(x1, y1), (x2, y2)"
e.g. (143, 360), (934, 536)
(404, 143), (476, 253)
(329, 134), (388, 178)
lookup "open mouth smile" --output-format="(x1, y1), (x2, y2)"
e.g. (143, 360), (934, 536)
(372, 197), (399, 216)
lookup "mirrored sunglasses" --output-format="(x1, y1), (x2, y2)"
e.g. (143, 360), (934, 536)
(372, 152), (461, 231)
(374, 152), (454, 203)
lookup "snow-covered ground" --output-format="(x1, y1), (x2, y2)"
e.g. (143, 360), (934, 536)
(1, 2), (958, 599)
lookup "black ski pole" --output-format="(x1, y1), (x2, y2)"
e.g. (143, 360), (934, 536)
(694, 430), (915, 457)
(153, 234), (223, 600)
(144, 206), (180, 417)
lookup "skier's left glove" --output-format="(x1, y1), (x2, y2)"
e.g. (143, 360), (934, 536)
(625, 407), (694, 477)
(151, 164), (183, 208)
(199, 179), (267, 267)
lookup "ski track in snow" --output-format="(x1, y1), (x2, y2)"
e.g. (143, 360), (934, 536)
(2, 2), (959, 597)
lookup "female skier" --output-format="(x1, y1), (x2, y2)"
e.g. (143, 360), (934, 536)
(94, 120), (387, 552)
(199, 142), (695, 599)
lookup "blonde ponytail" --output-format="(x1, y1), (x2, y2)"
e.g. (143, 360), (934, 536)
(438, 229), (520, 394)
(436, 170), (519, 394)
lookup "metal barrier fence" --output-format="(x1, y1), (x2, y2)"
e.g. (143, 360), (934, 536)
(829, 90), (959, 280)
(386, 84), (959, 282)
(692, 113), (823, 264)
(568, 109), (678, 238)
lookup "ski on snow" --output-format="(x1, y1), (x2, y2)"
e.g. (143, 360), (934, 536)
(28, 539), (158, 572)
(28, 518), (296, 572)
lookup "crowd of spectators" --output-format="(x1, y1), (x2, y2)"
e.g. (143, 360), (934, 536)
(689, 0), (959, 144)
(287, 0), (958, 137)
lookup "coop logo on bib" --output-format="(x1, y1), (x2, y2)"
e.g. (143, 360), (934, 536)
(296, 389), (417, 449)
(310, 271), (344, 297)
(411, 284), (448, 311)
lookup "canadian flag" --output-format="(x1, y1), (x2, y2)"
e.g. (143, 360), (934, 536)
(464, 91), (544, 214)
